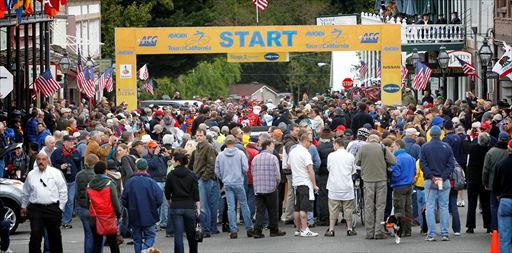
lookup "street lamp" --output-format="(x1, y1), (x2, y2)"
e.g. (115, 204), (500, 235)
(59, 53), (71, 100)
(478, 38), (493, 99)
(437, 46), (450, 99)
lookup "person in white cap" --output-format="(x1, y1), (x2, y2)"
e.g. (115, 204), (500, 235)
(403, 128), (421, 160)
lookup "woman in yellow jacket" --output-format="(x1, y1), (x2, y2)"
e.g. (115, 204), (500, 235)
(415, 160), (427, 234)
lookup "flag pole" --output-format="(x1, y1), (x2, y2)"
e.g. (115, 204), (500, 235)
(256, 5), (259, 26)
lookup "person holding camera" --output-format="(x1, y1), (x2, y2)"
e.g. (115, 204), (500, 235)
(165, 153), (199, 253)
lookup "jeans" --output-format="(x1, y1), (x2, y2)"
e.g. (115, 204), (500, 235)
(157, 182), (168, 227)
(412, 190), (418, 224)
(449, 189), (461, 233)
(198, 179), (220, 234)
(0, 219), (10, 251)
(62, 182), (76, 225)
(281, 174), (295, 221)
(424, 179), (450, 237)
(131, 225), (156, 253)
(76, 207), (94, 253)
(170, 209), (198, 253)
(0, 160), (4, 178)
(245, 184), (256, 219)
(166, 206), (175, 235)
(225, 184), (253, 233)
(498, 198), (512, 253)
(416, 188), (425, 228)
(490, 192), (500, 231)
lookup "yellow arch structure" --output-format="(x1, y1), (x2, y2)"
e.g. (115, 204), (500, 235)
(115, 25), (402, 110)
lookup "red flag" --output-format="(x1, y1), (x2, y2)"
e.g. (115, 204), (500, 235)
(253, 0), (268, 10)
(0, 1), (6, 18)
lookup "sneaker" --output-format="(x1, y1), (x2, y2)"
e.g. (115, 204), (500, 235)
(466, 228), (474, 234)
(62, 224), (72, 229)
(457, 201), (465, 207)
(324, 229), (335, 237)
(247, 230), (254, 238)
(294, 230), (302, 236)
(300, 229), (319, 237)
(347, 230), (357, 236)
(454, 232), (461, 236)
(425, 235), (436, 241)
(229, 232), (238, 239)
(441, 236), (450, 241)
(270, 230), (286, 237)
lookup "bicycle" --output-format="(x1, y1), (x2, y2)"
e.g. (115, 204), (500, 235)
(352, 172), (365, 228)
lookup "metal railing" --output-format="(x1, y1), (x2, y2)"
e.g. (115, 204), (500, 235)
(360, 12), (465, 45)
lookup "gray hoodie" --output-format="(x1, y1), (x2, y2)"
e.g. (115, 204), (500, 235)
(215, 147), (248, 186)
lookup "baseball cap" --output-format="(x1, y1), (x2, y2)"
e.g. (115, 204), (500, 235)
(405, 128), (420, 136)
(336, 125), (346, 131)
(432, 116), (444, 127)
(480, 122), (491, 130)
(430, 126), (442, 138)
(444, 120), (454, 130)
(155, 110), (164, 116)
(147, 140), (159, 149)
(498, 132), (510, 142)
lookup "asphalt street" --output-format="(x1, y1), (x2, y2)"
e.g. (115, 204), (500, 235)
(9, 202), (491, 253)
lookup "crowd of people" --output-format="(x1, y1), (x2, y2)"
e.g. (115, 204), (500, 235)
(0, 89), (511, 253)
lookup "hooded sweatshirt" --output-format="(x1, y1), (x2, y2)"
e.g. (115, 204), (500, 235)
(86, 175), (122, 218)
(165, 165), (199, 209)
(482, 141), (509, 191)
(215, 147), (248, 186)
(389, 149), (417, 189)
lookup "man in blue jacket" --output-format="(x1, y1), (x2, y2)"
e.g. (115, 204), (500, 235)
(420, 126), (455, 241)
(389, 139), (416, 237)
(144, 140), (171, 231)
(122, 158), (163, 253)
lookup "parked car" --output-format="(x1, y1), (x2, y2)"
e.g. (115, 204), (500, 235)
(0, 178), (25, 233)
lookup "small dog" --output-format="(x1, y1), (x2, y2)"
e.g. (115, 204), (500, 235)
(147, 247), (162, 253)
(384, 215), (402, 244)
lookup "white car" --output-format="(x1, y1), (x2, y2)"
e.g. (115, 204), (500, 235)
(0, 178), (25, 233)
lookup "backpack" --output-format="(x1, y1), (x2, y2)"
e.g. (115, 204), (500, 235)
(451, 162), (466, 190)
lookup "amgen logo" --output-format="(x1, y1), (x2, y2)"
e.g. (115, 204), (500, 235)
(383, 83), (400, 93)
(264, 53), (280, 61)
(139, 36), (158, 47)
(360, 32), (379, 43)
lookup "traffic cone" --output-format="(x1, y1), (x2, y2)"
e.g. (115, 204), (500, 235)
(490, 230), (499, 253)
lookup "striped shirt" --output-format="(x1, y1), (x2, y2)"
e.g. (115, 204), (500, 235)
(252, 150), (281, 194)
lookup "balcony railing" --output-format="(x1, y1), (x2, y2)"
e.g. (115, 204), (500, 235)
(360, 12), (465, 46)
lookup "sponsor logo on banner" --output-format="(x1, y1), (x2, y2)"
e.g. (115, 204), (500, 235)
(383, 83), (400, 93)
(360, 32), (379, 43)
(383, 65), (401, 70)
(118, 50), (133, 55)
(264, 53), (280, 61)
(119, 64), (133, 79)
(139, 36), (158, 47)
(384, 47), (400, 51)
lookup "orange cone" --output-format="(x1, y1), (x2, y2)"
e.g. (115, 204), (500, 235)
(490, 230), (499, 253)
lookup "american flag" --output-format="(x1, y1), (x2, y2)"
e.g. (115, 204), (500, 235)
(76, 49), (96, 98)
(34, 70), (61, 97)
(413, 62), (432, 91)
(138, 64), (149, 81)
(401, 65), (409, 88)
(99, 67), (113, 92)
(359, 61), (368, 78)
(144, 79), (154, 95)
(253, 0), (268, 10)
(455, 56), (478, 82)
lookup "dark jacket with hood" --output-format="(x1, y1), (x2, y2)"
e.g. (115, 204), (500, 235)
(466, 143), (491, 185)
(483, 141), (509, 191)
(165, 165), (199, 209)
(316, 139), (334, 175)
(121, 172), (163, 227)
(120, 150), (139, 184)
(75, 165), (96, 208)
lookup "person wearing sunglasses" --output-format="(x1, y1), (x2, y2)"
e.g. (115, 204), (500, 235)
(21, 152), (68, 253)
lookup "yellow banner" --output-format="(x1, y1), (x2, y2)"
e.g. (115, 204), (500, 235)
(226, 52), (289, 62)
(115, 25), (402, 109)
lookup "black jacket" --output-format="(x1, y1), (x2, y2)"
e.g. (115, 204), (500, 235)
(330, 115), (348, 130)
(165, 165), (199, 209)
(466, 143), (491, 184)
(350, 111), (374, 133)
(494, 155), (512, 199)
(317, 140), (334, 175)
